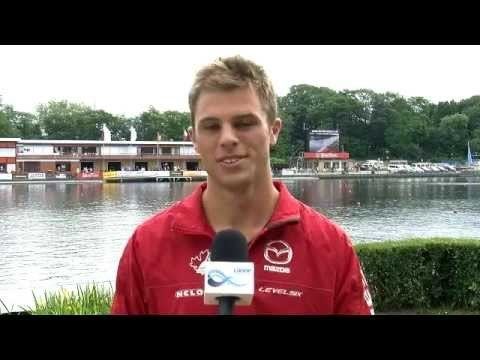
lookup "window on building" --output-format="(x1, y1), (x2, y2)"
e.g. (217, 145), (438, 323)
(186, 161), (198, 171)
(81, 162), (94, 172)
(135, 162), (148, 171)
(82, 146), (97, 155)
(161, 147), (172, 154)
(62, 146), (78, 155)
(56, 162), (71, 172)
(108, 162), (121, 171)
(161, 162), (173, 171)
(141, 147), (155, 155)
(0, 163), (6, 173)
(24, 162), (40, 173)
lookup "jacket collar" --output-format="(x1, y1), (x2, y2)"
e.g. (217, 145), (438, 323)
(171, 181), (301, 236)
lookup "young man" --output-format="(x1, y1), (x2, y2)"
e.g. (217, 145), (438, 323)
(111, 56), (374, 315)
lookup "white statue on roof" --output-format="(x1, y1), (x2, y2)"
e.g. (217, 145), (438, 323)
(102, 123), (111, 142)
(130, 126), (137, 142)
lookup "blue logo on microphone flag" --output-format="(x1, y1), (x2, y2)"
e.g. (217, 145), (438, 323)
(207, 270), (246, 287)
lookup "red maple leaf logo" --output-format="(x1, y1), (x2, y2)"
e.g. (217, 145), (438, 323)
(189, 249), (210, 274)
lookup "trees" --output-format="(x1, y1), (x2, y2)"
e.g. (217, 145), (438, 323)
(136, 107), (190, 141)
(38, 101), (89, 140)
(470, 128), (480, 156)
(0, 108), (18, 137)
(278, 85), (350, 162)
(0, 99), (20, 137)
(438, 114), (469, 160)
(37, 101), (130, 140)
(1, 85), (479, 162)
(3, 105), (42, 139)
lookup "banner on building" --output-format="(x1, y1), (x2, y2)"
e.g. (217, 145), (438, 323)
(304, 152), (349, 160)
(28, 173), (46, 180)
(77, 171), (101, 179)
(0, 174), (12, 180)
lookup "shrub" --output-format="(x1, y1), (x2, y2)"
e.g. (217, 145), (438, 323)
(356, 238), (480, 312)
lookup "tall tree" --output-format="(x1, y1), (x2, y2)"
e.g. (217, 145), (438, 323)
(470, 128), (480, 157)
(0, 99), (19, 137)
(37, 101), (90, 139)
(37, 100), (130, 140)
(342, 89), (376, 158)
(159, 111), (190, 141)
(136, 107), (190, 141)
(3, 105), (42, 139)
(438, 113), (469, 160)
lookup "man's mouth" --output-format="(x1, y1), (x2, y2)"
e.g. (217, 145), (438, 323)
(222, 158), (239, 164)
(217, 156), (245, 165)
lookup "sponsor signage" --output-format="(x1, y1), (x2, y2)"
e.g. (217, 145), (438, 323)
(303, 152), (350, 160)
(28, 173), (46, 180)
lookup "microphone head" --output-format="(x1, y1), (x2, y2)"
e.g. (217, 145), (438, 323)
(210, 229), (248, 262)
(204, 229), (254, 307)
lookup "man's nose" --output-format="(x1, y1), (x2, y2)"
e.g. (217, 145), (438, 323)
(219, 124), (238, 148)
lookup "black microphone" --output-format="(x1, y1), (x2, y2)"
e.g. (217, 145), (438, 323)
(204, 229), (254, 315)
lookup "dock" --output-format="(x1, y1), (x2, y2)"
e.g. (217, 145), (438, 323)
(102, 170), (207, 183)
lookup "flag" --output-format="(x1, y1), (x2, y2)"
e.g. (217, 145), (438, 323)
(467, 141), (473, 166)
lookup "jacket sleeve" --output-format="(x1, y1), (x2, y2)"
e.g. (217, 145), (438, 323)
(111, 231), (147, 314)
(333, 232), (374, 315)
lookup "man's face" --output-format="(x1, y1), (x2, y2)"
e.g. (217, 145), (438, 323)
(192, 84), (281, 191)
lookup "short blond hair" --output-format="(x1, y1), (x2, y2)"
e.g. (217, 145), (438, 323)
(188, 55), (277, 126)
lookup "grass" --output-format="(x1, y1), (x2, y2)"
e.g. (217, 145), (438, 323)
(415, 308), (480, 315)
(21, 283), (114, 315)
(0, 297), (16, 314)
(379, 308), (480, 315)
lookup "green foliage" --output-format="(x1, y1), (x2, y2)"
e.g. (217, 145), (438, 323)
(3, 105), (42, 139)
(135, 107), (190, 141)
(278, 86), (480, 162)
(2, 87), (480, 163)
(25, 283), (113, 315)
(37, 101), (131, 140)
(356, 238), (480, 312)
(0, 102), (20, 137)
(37, 100), (88, 140)
(471, 128), (480, 155)
(438, 113), (469, 158)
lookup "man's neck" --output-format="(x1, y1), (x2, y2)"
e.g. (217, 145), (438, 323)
(202, 178), (279, 242)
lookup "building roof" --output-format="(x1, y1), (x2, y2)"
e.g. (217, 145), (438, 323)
(0, 138), (22, 142)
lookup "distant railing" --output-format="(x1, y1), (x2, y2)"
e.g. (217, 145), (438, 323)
(102, 170), (207, 179)
(17, 153), (200, 160)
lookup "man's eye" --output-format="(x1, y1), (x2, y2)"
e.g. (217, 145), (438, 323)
(203, 124), (220, 130)
(236, 121), (254, 128)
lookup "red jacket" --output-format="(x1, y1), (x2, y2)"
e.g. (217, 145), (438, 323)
(111, 181), (374, 315)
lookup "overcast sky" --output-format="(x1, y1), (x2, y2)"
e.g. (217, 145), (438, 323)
(1, 45), (479, 117)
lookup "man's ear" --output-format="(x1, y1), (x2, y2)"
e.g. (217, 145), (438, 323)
(269, 118), (282, 146)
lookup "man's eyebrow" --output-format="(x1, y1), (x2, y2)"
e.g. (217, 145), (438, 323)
(197, 116), (220, 124)
(198, 113), (260, 124)
(232, 113), (259, 121)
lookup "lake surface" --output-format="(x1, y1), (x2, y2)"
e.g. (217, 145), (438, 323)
(1, 176), (479, 310)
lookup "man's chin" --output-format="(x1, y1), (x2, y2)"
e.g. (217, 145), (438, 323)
(211, 173), (252, 191)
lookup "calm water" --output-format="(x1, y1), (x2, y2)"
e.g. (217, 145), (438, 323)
(1, 176), (479, 310)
